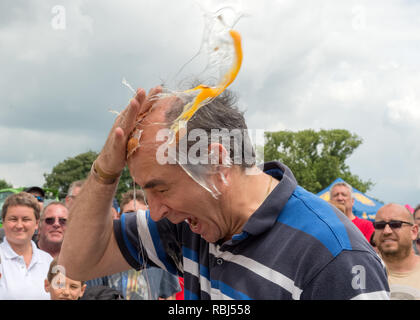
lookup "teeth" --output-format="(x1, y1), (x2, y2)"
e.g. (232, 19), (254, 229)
(185, 218), (198, 228)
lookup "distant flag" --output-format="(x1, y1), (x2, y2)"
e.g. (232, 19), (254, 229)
(405, 204), (414, 214)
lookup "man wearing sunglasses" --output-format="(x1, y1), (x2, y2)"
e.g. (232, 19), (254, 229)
(37, 202), (69, 258)
(24, 186), (45, 211)
(373, 203), (420, 299)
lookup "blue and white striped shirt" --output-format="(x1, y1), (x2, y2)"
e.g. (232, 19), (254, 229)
(114, 161), (390, 299)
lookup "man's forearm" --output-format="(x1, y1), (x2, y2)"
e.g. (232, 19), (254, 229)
(58, 174), (118, 281)
(57, 87), (158, 281)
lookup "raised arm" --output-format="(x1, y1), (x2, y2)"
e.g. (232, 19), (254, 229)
(58, 87), (160, 281)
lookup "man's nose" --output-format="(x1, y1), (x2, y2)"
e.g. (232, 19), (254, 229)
(383, 223), (393, 234)
(62, 287), (70, 296)
(147, 195), (169, 221)
(150, 204), (170, 221)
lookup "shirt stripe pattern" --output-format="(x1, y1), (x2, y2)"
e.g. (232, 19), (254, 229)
(114, 161), (390, 299)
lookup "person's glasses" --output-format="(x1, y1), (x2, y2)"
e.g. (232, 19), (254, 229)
(33, 195), (44, 202)
(44, 217), (67, 226)
(373, 220), (413, 230)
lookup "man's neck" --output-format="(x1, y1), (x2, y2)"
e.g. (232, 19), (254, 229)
(384, 251), (420, 273)
(222, 168), (278, 241)
(346, 210), (356, 220)
(38, 239), (61, 258)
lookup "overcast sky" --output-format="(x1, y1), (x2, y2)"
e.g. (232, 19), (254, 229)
(1, 0), (419, 206)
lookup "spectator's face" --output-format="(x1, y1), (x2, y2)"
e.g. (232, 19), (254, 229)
(330, 185), (354, 215)
(111, 207), (119, 220)
(39, 204), (68, 245)
(29, 191), (44, 210)
(45, 273), (86, 300)
(414, 210), (420, 227)
(3, 205), (38, 246)
(122, 200), (147, 213)
(373, 204), (418, 260)
(65, 186), (81, 209)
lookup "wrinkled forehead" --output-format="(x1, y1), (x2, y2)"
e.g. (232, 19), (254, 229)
(331, 185), (351, 195)
(44, 204), (68, 218)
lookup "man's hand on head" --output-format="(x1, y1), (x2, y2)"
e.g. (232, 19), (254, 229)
(96, 86), (162, 176)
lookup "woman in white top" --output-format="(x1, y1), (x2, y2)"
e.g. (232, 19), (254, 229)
(0, 192), (53, 300)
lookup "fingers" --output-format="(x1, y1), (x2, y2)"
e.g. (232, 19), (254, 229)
(117, 88), (146, 132)
(140, 86), (163, 114)
(96, 86), (161, 175)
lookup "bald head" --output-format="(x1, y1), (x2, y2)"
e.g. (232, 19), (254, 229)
(374, 203), (418, 263)
(376, 203), (414, 224)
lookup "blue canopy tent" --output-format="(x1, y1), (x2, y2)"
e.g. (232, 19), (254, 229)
(316, 178), (384, 222)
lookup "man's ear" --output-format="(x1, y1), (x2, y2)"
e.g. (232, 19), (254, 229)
(80, 284), (87, 298)
(412, 224), (419, 241)
(208, 143), (231, 167)
(208, 143), (232, 190)
(44, 279), (50, 293)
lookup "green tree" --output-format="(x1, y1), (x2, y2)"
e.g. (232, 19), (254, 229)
(0, 179), (13, 189)
(43, 151), (98, 199)
(43, 150), (134, 203)
(264, 129), (373, 194)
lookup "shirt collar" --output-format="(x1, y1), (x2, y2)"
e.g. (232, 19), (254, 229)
(241, 161), (297, 237)
(1, 238), (41, 264)
(1, 238), (20, 259)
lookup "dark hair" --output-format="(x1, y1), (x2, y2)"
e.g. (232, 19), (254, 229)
(47, 258), (85, 286)
(165, 88), (256, 168)
(120, 189), (146, 211)
(414, 204), (420, 219)
(1, 192), (40, 221)
(369, 232), (376, 247)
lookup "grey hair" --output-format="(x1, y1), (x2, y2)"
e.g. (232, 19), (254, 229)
(40, 201), (68, 220)
(164, 87), (255, 169)
(67, 179), (85, 197)
(330, 181), (354, 199)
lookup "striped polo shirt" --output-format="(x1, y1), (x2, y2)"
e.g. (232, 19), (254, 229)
(114, 161), (390, 300)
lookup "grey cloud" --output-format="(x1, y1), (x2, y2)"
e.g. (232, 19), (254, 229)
(1, 0), (420, 206)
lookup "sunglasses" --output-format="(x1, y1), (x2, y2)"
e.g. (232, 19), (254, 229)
(373, 220), (413, 230)
(33, 195), (44, 203)
(44, 217), (67, 226)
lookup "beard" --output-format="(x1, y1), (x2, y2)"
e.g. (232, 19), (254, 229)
(379, 240), (412, 262)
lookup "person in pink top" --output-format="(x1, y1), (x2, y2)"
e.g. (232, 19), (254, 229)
(330, 181), (374, 242)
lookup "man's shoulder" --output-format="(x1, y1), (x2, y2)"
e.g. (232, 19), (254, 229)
(279, 186), (370, 257)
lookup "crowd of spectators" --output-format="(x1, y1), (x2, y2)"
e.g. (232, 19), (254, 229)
(0, 184), (183, 300)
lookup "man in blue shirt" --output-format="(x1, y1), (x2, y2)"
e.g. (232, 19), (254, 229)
(59, 86), (389, 299)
